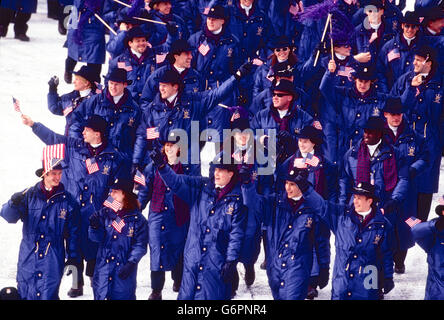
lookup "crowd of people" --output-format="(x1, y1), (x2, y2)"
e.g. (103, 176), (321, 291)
(1, 0), (444, 301)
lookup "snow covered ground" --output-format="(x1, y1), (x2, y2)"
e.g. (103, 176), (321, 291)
(0, 0), (440, 301)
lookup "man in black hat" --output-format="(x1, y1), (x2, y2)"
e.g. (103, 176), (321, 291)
(69, 68), (141, 159)
(382, 97), (429, 273)
(109, 26), (157, 105)
(377, 11), (427, 93)
(391, 44), (443, 223)
(421, 7), (444, 36)
(140, 38), (203, 111)
(320, 63), (387, 166)
(22, 113), (130, 297)
(47, 65), (98, 136)
(294, 174), (395, 300)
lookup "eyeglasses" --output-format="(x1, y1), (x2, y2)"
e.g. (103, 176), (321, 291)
(273, 92), (290, 97)
(274, 47), (289, 53)
(403, 24), (418, 29)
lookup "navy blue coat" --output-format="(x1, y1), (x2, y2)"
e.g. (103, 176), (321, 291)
(138, 162), (197, 272)
(109, 48), (157, 105)
(69, 88), (141, 159)
(0, 0), (37, 13)
(148, 10), (189, 48)
(412, 219), (444, 300)
(179, 0), (226, 35)
(65, 0), (106, 64)
(340, 138), (409, 207)
(320, 71), (387, 163)
(158, 165), (247, 300)
(89, 207), (148, 300)
(139, 63), (204, 111)
(303, 186), (395, 300)
(31, 122), (129, 260)
(383, 119), (429, 250)
(133, 75), (238, 167)
(1, 182), (81, 300)
(47, 89), (96, 136)
(391, 71), (444, 193)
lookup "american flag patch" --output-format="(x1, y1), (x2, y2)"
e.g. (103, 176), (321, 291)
(146, 127), (160, 139)
(104, 195), (122, 213)
(198, 41), (210, 56)
(63, 106), (73, 117)
(387, 48), (400, 62)
(134, 169), (146, 186)
(85, 157), (100, 174)
(405, 216), (422, 228)
(117, 61), (133, 72)
(112, 216), (125, 233)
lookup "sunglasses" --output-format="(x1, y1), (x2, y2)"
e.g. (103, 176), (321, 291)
(274, 47), (289, 52)
(273, 92), (290, 97)
(403, 24), (418, 29)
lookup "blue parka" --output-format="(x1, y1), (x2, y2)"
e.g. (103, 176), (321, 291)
(157, 164), (247, 300)
(65, 0), (106, 64)
(69, 88), (141, 159)
(391, 70), (444, 193)
(302, 186), (395, 300)
(0, 0), (37, 13)
(89, 207), (148, 300)
(412, 218), (444, 300)
(1, 182), (81, 300)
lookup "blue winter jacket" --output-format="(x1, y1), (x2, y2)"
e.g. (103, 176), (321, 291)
(0, 0), (37, 13)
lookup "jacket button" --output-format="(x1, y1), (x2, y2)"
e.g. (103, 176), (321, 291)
(160, 265), (163, 269)
(161, 225), (165, 230)
(196, 285), (201, 290)
(353, 254), (358, 259)
(348, 292), (352, 297)
(161, 245), (164, 249)
(113, 235), (117, 239)
(280, 281), (284, 287)
(206, 228), (210, 233)
(288, 225), (292, 229)
(164, 206), (168, 210)
(42, 216), (46, 220)
(199, 265), (203, 270)
(202, 247), (207, 252)
(350, 273), (354, 278)
(109, 277), (112, 281)
(282, 263), (286, 267)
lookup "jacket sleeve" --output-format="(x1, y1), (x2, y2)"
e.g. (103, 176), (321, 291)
(47, 92), (64, 116)
(64, 197), (81, 261)
(0, 189), (28, 224)
(319, 70), (341, 108)
(226, 202), (247, 262)
(68, 97), (90, 139)
(411, 219), (438, 253)
(137, 165), (154, 210)
(158, 164), (206, 206)
(127, 214), (149, 264)
(139, 72), (158, 111)
(376, 45), (390, 94)
(339, 153), (353, 206)
(380, 222), (395, 279)
(313, 216), (331, 270)
(32, 122), (79, 149)
(391, 149), (409, 202)
(88, 209), (106, 243)
(302, 186), (343, 234)
(194, 75), (237, 117)
(410, 133), (430, 174)
(132, 111), (149, 166)
(106, 30), (127, 58)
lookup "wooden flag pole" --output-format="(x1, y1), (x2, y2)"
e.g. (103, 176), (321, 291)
(113, 0), (132, 8)
(22, 158), (64, 195)
(94, 13), (117, 35)
(313, 13), (332, 67)
(330, 14), (334, 61)
(132, 16), (167, 25)
(218, 103), (229, 109)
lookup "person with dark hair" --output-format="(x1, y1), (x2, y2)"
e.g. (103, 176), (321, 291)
(47, 65), (99, 136)
(137, 136), (198, 300)
(21, 113), (129, 298)
(149, 149), (247, 300)
(391, 45), (443, 222)
(411, 201), (444, 300)
(88, 177), (148, 300)
(0, 159), (81, 300)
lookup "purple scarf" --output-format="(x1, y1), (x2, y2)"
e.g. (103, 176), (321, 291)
(40, 181), (62, 200)
(216, 177), (238, 202)
(287, 197), (304, 213)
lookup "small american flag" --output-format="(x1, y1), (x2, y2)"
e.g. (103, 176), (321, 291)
(252, 58), (264, 66)
(42, 144), (65, 173)
(134, 169), (146, 186)
(203, 7), (210, 14)
(305, 154), (320, 167)
(337, 66), (354, 79)
(104, 195), (122, 213)
(198, 41), (210, 56)
(85, 157), (100, 174)
(112, 216), (126, 233)
(387, 48), (401, 62)
(156, 53), (167, 64)
(405, 216), (422, 228)
(63, 106), (73, 117)
(117, 61), (133, 72)
(12, 97), (21, 113)
(146, 127), (160, 139)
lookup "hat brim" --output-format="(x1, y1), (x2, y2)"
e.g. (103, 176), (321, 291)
(104, 75), (133, 85)
(351, 186), (377, 200)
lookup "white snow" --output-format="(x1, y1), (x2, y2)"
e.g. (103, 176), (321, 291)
(0, 0), (438, 300)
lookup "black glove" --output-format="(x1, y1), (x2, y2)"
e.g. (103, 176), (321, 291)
(150, 148), (166, 168)
(277, 130), (296, 148)
(313, 41), (328, 56)
(383, 199), (399, 215)
(220, 261), (237, 284)
(48, 76), (59, 93)
(238, 164), (252, 185)
(317, 268), (329, 289)
(166, 21), (178, 36)
(409, 167), (417, 180)
(383, 278), (394, 294)
(89, 211), (102, 229)
(11, 192), (25, 206)
(65, 258), (81, 276)
(294, 169), (310, 193)
(118, 261), (137, 280)
(436, 215), (444, 232)
(131, 163), (141, 177)
(235, 61), (253, 80)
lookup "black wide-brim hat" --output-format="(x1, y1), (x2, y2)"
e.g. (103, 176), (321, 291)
(73, 65), (98, 85)
(364, 116), (385, 132)
(204, 5), (227, 20)
(352, 182), (378, 200)
(210, 152), (238, 173)
(270, 35), (292, 50)
(158, 69), (181, 85)
(297, 126), (323, 145)
(383, 97), (404, 114)
(285, 167), (302, 183)
(414, 45), (437, 64)
(105, 68), (133, 85)
(149, 0), (171, 9)
(125, 26), (149, 46)
(111, 177), (136, 196)
(35, 162), (67, 178)
(351, 65), (377, 80)
(272, 79), (296, 96)
(402, 11), (421, 25)
(166, 39), (192, 64)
